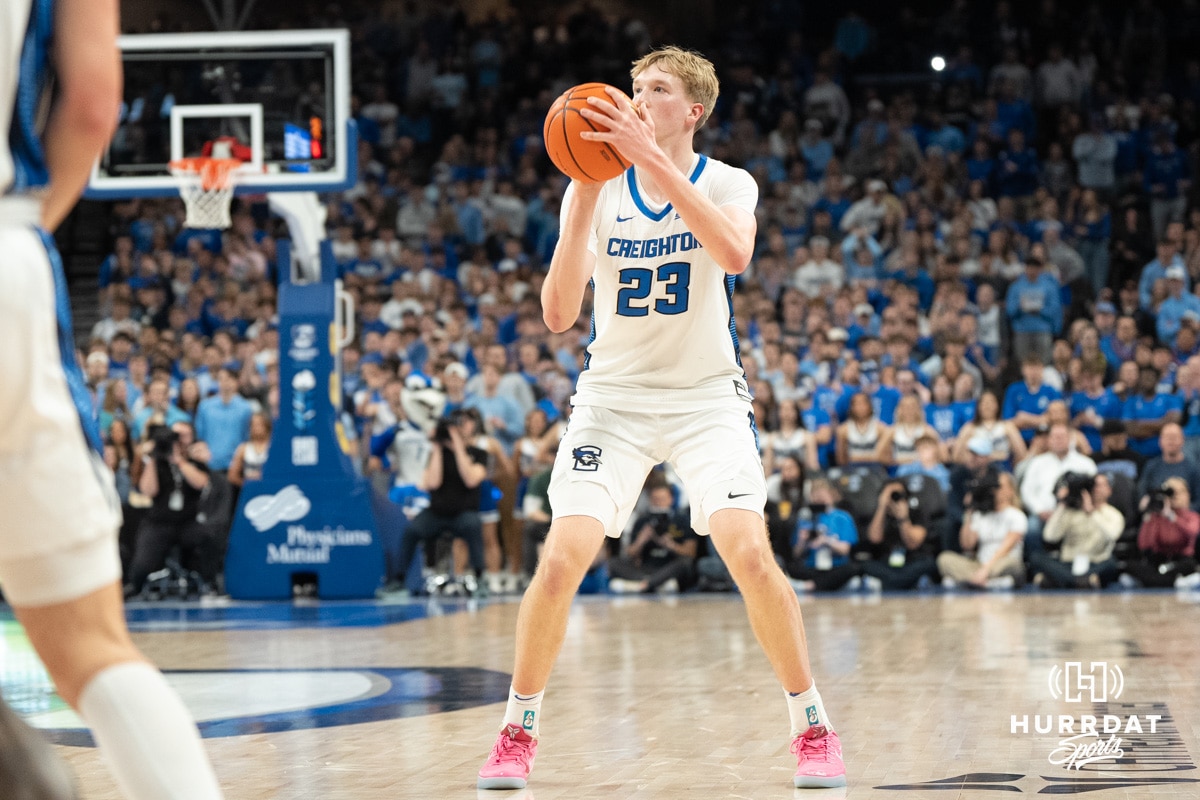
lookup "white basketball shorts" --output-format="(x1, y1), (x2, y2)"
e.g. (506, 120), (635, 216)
(0, 220), (121, 607)
(548, 402), (766, 537)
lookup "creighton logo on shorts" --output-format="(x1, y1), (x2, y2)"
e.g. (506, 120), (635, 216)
(571, 445), (603, 472)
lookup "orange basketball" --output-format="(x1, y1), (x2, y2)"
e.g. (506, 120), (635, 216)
(544, 83), (633, 183)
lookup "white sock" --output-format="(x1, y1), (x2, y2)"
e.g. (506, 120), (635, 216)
(786, 685), (833, 737)
(501, 685), (544, 738)
(77, 661), (222, 800)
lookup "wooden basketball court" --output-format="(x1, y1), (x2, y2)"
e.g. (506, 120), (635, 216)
(4, 591), (1198, 798)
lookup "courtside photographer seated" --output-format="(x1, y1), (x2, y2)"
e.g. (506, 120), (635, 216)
(786, 479), (859, 592)
(937, 472), (1026, 589)
(1028, 472), (1123, 589)
(1123, 477), (1200, 589)
(860, 479), (940, 590)
(125, 421), (224, 597)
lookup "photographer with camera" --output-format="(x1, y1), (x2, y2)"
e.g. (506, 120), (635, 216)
(1124, 477), (1199, 588)
(1018, 423), (1096, 554)
(786, 479), (860, 592)
(937, 472), (1026, 589)
(393, 409), (489, 593)
(124, 421), (218, 597)
(1028, 472), (1123, 589)
(940, 435), (1004, 552)
(1137, 423), (1200, 512)
(608, 484), (698, 594)
(861, 480), (939, 590)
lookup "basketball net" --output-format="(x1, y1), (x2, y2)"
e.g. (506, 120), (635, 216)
(168, 140), (245, 229)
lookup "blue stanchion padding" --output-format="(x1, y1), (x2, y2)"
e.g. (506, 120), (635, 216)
(225, 239), (384, 599)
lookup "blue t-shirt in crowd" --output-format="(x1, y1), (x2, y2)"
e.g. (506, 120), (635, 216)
(800, 404), (834, 467)
(896, 461), (952, 494)
(871, 385), (902, 424)
(925, 403), (962, 442)
(1070, 388), (1123, 452)
(1181, 389), (1200, 438)
(195, 393), (255, 470)
(794, 508), (858, 569)
(1002, 381), (1062, 443)
(1123, 392), (1183, 457)
(953, 399), (977, 425)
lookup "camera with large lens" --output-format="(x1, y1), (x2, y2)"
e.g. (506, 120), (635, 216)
(886, 483), (910, 513)
(147, 424), (180, 459)
(1145, 484), (1176, 515)
(1055, 471), (1095, 510)
(434, 409), (463, 443)
(967, 473), (1000, 513)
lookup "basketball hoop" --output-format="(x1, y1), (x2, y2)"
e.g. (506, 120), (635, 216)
(168, 156), (243, 229)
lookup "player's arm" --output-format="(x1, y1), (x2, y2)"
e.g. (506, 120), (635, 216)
(542, 182), (600, 333)
(634, 156), (755, 274)
(41, 0), (122, 231)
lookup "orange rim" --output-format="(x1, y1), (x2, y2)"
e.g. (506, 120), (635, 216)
(168, 157), (243, 191)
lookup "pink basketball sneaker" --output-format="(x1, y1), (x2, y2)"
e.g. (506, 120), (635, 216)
(791, 725), (846, 788)
(478, 724), (538, 790)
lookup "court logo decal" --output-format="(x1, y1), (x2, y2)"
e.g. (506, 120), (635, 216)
(30, 667), (511, 747)
(244, 484), (311, 531)
(1049, 661), (1124, 703)
(571, 445), (602, 472)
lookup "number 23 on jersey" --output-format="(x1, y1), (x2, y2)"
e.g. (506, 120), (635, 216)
(615, 261), (691, 316)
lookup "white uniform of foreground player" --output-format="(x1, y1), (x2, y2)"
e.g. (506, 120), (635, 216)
(0, 0), (222, 797)
(478, 46), (846, 791)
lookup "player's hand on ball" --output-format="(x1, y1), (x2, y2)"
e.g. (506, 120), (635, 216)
(580, 87), (656, 165)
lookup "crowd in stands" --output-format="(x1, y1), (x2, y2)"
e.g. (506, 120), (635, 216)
(84, 1), (1200, 598)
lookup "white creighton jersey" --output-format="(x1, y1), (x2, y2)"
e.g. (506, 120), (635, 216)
(569, 155), (757, 411)
(2, 0), (52, 196)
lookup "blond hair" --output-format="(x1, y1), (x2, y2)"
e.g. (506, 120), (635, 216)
(631, 46), (719, 130)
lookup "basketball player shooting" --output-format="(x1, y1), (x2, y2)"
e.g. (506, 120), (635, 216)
(0, 0), (223, 797)
(478, 46), (846, 790)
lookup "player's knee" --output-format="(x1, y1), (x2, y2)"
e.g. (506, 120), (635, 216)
(532, 550), (588, 598)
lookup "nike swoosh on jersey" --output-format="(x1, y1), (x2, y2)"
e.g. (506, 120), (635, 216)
(727, 491), (754, 499)
(616, 214), (634, 222)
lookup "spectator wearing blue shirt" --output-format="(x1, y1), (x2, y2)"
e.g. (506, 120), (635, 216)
(194, 368), (254, 472)
(1124, 366), (1183, 458)
(1070, 365), (1123, 453)
(895, 435), (952, 493)
(870, 373), (903, 425)
(797, 389), (835, 468)
(464, 363), (525, 455)
(1144, 130), (1191, 240)
(132, 378), (192, 440)
(995, 79), (1036, 140)
(994, 128), (1039, 199)
(800, 119), (835, 180)
(1155, 265), (1200, 343)
(1005, 258), (1061, 364)
(841, 232), (883, 285)
(1138, 240), (1187, 311)
(1178, 361), (1200, 464)
(345, 237), (388, 283)
(1101, 314), (1139, 368)
(925, 375), (964, 444)
(1003, 356), (1063, 444)
(785, 479), (860, 592)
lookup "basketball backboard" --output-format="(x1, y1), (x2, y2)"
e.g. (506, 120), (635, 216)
(86, 29), (355, 200)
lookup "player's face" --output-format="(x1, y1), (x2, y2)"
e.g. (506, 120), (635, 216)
(632, 65), (700, 140)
